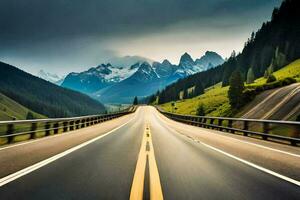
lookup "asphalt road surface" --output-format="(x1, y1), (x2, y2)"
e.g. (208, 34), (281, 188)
(0, 106), (299, 200)
(241, 83), (300, 120)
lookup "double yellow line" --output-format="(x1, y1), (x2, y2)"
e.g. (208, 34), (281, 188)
(130, 124), (164, 200)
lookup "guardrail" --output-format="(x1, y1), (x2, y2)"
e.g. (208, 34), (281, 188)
(0, 106), (137, 145)
(156, 107), (300, 146)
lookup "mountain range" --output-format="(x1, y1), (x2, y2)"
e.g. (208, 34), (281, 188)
(61, 52), (224, 103)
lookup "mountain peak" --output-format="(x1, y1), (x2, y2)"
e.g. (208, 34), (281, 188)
(204, 51), (223, 58)
(138, 62), (152, 71)
(195, 51), (224, 71)
(162, 59), (172, 66)
(180, 52), (194, 64)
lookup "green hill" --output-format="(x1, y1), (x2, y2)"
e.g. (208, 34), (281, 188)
(160, 59), (300, 118)
(0, 93), (45, 121)
(153, 0), (300, 105)
(0, 61), (106, 118)
(249, 59), (300, 86)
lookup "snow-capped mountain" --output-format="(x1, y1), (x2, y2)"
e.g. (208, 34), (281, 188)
(107, 55), (154, 68)
(175, 51), (225, 77)
(153, 59), (177, 78)
(94, 61), (169, 103)
(37, 70), (65, 85)
(61, 63), (139, 94)
(195, 51), (224, 71)
(62, 51), (224, 103)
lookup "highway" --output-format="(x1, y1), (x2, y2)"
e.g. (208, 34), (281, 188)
(0, 106), (299, 199)
(241, 83), (300, 120)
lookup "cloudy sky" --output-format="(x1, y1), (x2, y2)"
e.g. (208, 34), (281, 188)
(0, 0), (282, 75)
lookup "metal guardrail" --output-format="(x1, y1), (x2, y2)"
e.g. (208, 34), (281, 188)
(156, 107), (300, 146)
(0, 106), (137, 144)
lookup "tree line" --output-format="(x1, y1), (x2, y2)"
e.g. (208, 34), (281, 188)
(147, 0), (300, 106)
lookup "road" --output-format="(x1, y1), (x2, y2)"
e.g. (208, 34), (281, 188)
(0, 106), (299, 199)
(241, 83), (300, 120)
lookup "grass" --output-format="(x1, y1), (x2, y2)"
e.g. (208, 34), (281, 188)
(160, 84), (232, 117)
(160, 58), (300, 118)
(248, 59), (300, 87)
(0, 93), (45, 121)
(0, 123), (66, 145)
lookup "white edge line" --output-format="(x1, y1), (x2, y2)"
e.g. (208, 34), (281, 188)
(155, 113), (300, 187)
(199, 141), (300, 187)
(221, 135), (300, 158)
(156, 112), (300, 158)
(0, 114), (132, 151)
(0, 117), (134, 187)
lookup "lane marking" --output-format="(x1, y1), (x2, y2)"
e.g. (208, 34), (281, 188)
(242, 87), (284, 118)
(262, 85), (300, 119)
(0, 117), (135, 187)
(156, 112), (300, 158)
(154, 112), (300, 187)
(130, 124), (163, 200)
(283, 103), (300, 121)
(218, 135), (300, 158)
(0, 114), (135, 151)
(199, 141), (300, 187)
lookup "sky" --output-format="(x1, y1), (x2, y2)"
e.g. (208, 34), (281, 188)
(0, 0), (282, 76)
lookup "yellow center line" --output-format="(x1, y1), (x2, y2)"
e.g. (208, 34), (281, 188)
(130, 124), (163, 200)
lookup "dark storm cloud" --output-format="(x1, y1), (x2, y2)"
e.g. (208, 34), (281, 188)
(0, 0), (282, 74)
(0, 0), (281, 44)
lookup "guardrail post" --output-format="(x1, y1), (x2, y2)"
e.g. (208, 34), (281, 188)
(218, 119), (223, 131)
(210, 119), (214, 129)
(6, 124), (14, 143)
(86, 118), (90, 127)
(262, 122), (270, 140)
(76, 120), (80, 129)
(30, 123), (37, 139)
(69, 121), (74, 131)
(228, 120), (233, 133)
(290, 139), (296, 146)
(45, 122), (51, 136)
(63, 121), (68, 132)
(203, 118), (207, 128)
(53, 122), (59, 134)
(243, 121), (249, 136)
(195, 117), (200, 127)
(81, 119), (85, 128)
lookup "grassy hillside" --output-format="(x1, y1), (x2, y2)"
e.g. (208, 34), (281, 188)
(249, 59), (300, 86)
(160, 59), (300, 117)
(0, 61), (106, 118)
(160, 84), (231, 116)
(0, 93), (45, 120)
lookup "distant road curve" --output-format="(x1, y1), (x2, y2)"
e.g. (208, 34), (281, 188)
(241, 83), (300, 120)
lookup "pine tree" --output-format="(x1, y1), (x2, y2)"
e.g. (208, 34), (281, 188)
(26, 112), (34, 120)
(196, 104), (205, 116)
(133, 96), (138, 105)
(264, 70), (269, 78)
(194, 82), (204, 96)
(228, 70), (245, 109)
(246, 67), (255, 84)
(266, 74), (277, 83)
(183, 89), (188, 99)
(158, 90), (166, 104)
